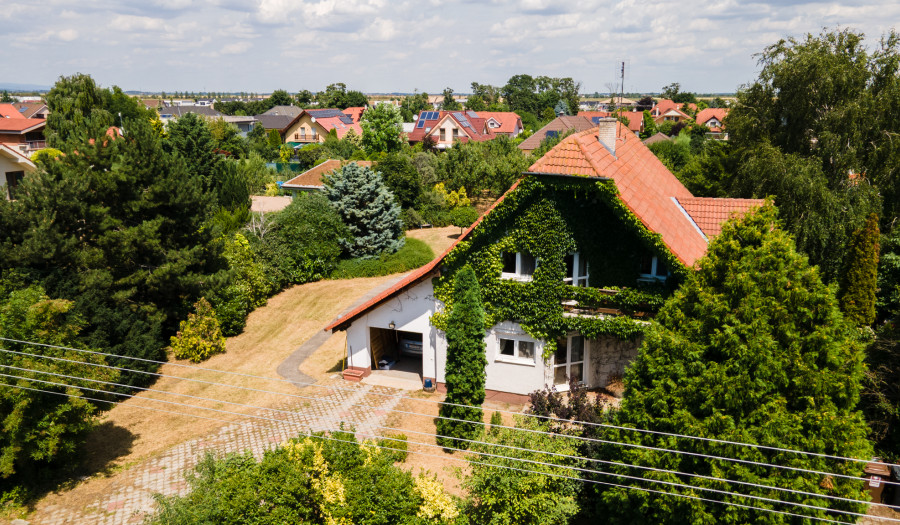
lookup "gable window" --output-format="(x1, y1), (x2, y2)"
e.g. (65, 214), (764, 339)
(501, 252), (536, 281)
(564, 252), (589, 287)
(452, 128), (459, 140)
(294, 132), (299, 140)
(554, 334), (585, 387)
(639, 255), (668, 282)
(440, 128), (446, 141)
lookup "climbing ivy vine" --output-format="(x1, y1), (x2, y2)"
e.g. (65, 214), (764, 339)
(432, 176), (686, 358)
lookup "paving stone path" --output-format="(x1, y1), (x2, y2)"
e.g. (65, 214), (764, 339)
(31, 379), (404, 525)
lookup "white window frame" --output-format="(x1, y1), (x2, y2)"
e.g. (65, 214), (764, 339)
(553, 333), (587, 390)
(500, 252), (537, 282)
(563, 252), (589, 287)
(495, 333), (537, 366)
(639, 255), (668, 283)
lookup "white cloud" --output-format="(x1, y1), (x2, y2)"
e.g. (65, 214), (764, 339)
(221, 41), (253, 54)
(58, 28), (79, 41)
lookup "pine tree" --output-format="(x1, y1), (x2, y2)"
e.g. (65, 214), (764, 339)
(322, 162), (403, 258)
(587, 205), (872, 523)
(840, 212), (880, 326)
(436, 265), (487, 449)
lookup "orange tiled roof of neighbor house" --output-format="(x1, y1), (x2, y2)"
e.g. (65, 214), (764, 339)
(476, 111), (521, 134)
(0, 117), (45, 133)
(696, 108), (729, 127)
(676, 197), (764, 238)
(282, 160), (375, 189)
(577, 111), (611, 120)
(0, 103), (26, 119)
(343, 106), (366, 123)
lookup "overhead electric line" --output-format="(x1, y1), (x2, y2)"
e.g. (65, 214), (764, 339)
(1, 380), (887, 524)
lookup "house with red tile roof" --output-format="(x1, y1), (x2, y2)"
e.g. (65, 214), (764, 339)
(477, 112), (523, 137)
(651, 99), (697, 117)
(326, 118), (762, 396)
(283, 108), (365, 147)
(695, 108), (729, 139)
(1, 143), (37, 199)
(0, 103), (46, 157)
(406, 110), (496, 149)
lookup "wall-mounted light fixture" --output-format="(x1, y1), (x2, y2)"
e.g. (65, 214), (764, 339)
(389, 321), (396, 330)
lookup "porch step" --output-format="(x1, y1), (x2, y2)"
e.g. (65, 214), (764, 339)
(342, 366), (370, 382)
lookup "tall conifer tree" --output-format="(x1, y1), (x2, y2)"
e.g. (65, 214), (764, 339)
(437, 265), (487, 449)
(322, 163), (403, 258)
(840, 212), (880, 326)
(587, 205), (872, 523)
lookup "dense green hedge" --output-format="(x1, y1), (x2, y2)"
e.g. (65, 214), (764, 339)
(330, 237), (435, 279)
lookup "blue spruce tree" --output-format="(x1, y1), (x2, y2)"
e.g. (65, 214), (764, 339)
(323, 162), (403, 258)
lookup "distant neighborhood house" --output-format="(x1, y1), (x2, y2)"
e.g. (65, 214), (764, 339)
(283, 108), (365, 147)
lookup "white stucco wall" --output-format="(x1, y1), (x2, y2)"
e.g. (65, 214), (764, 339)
(344, 278), (441, 379)
(481, 321), (550, 395)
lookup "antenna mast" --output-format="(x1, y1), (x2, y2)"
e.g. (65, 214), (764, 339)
(619, 61), (625, 107)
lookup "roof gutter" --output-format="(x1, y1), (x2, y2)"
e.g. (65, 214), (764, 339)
(522, 171), (612, 182)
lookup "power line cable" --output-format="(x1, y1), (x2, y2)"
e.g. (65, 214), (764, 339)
(2, 338), (892, 470)
(4, 344), (895, 490)
(1, 372), (891, 522)
(4, 361), (887, 510)
(0, 380), (880, 525)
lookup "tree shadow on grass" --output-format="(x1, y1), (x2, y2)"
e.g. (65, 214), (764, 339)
(1, 421), (137, 515)
(81, 421), (138, 477)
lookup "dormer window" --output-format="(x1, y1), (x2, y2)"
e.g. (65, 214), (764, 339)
(501, 252), (536, 281)
(639, 255), (668, 282)
(564, 252), (589, 287)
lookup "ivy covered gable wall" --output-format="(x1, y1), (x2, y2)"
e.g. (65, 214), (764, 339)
(432, 175), (688, 360)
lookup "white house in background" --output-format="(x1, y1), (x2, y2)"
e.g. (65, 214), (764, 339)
(1, 143), (37, 199)
(326, 119), (762, 399)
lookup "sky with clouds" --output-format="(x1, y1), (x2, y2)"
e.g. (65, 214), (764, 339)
(2, 0), (899, 94)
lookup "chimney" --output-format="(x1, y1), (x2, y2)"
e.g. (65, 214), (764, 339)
(597, 117), (617, 156)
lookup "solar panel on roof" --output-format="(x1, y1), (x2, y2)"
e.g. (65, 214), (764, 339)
(416, 119), (425, 129)
(466, 111), (478, 118)
(591, 117), (601, 125)
(545, 130), (559, 138)
(428, 111), (438, 120)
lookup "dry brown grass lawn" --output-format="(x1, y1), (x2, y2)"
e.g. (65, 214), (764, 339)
(26, 227), (461, 517)
(405, 225), (459, 255)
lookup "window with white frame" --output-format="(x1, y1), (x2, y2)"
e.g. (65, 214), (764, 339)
(497, 336), (536, 363)
(639, 255), (668, 282)
(554, 334), (585, 387)
(501, 251), (536, 281)
(564, 252), (589, 287)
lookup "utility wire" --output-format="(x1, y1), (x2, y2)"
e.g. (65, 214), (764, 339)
(3, 337), (889, 469)
(0, 380), (880, 525)
(1, 372), (891, 523)
(4, 344), (895, 490)
(3, 362), (889, 510)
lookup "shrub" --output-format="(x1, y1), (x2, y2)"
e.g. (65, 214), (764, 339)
(401, 207), (424, 230)
(330, 237), (434, 279)
(170, 298), (227, 362)
(146, 431), (458, 525)
(209, 233), (275, 336)
(246, 194), (348, 288)
(463, 416), (580, 525)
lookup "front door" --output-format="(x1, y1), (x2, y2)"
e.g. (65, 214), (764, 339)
(554, 334), (585, 387)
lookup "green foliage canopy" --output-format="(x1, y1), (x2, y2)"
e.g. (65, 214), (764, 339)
(588, 205), (872, 523)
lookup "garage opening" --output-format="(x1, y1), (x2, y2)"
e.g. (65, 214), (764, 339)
(368, 327), (423, 379)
